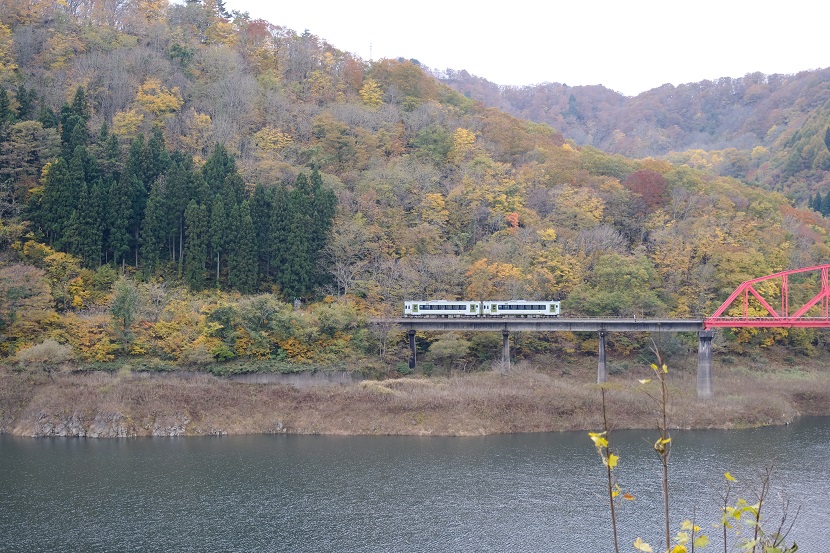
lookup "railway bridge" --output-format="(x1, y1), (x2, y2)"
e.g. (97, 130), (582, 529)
(370, 263), (830, 399)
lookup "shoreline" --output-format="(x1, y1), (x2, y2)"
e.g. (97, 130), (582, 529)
(2, 356), (828, 438)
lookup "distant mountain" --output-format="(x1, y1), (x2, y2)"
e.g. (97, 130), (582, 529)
(438, 68), (830, 200)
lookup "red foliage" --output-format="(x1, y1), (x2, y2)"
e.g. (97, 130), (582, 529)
(624, 170), (668, 212)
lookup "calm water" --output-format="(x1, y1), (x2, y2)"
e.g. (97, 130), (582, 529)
(1, 419), (828, 552)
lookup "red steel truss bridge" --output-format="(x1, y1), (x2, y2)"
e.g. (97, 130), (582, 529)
(705, 264), (830, 329)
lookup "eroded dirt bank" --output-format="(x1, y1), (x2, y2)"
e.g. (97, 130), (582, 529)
(2, 358), (828, 438)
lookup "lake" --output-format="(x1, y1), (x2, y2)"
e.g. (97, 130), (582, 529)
(1, 418), (828, 552)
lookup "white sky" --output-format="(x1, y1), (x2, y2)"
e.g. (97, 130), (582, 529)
(228, 0), (830, 97)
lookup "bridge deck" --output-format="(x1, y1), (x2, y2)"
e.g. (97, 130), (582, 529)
(371, 318), (705, 332)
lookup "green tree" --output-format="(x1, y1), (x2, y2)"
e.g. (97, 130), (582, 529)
(184, 200), (208, 289)
(202, 143), (244, 205)
(110, 277), (139, 340)
(227, 200), (258, 293)
(209, 194), (229, 286)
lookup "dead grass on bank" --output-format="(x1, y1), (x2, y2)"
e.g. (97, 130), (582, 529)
(1, 355), (829, 437)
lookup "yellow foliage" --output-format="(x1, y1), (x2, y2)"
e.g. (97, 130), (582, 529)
(136, 79), (183, 115)
(60, 313), (118, 362)
(279, 337), (313, 362)
(112, 109), (145, 138)
(253, 126), (294, 153)
(359, 79), (383, 107)
(0, 22), (17, 75)
(176, 109), (213, 154)
(449, 128), (477, 162)
(40, 30), (85, 70)
(465, 258), (525, 299)
(419, 193), (449, 227)
(205, 20), (237, 46)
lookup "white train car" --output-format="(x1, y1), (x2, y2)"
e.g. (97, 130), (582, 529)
(482, 300), (560, 317)
(404, 300), (480, 317)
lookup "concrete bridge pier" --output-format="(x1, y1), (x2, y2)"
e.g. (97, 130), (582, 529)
(597, 331), (607, 383)
(502, 330), (510, 370)
(697, 330), (715, 398)
(408, 330), (417, 370)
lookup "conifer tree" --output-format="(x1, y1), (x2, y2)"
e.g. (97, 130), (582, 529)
(228, 200), (258, 293)
(812, 192), (822, 213)
(140, 177), (168, 273)
(822, 191), (830, 217)
(15, 84), (36, 120)
(269, 183), (291, 292)
(37, 158), (77, 247)
(251, 184), (273, 281)
(202, 143), (245, 205)
(38, 105), (58, 129)
(209, 194), (228, 286)
(69, 180), (103, 267)
(184, 200), (208, 289)
(0, 88), (12, 126)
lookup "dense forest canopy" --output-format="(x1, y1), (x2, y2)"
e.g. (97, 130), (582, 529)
(3, 0), (830, 369)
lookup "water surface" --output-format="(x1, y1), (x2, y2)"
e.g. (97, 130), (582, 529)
(1, 419), (828, 552)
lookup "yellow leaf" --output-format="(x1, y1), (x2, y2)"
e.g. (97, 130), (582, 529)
(670, 545), (687, 553)
(633, 537), (653, 552)
(662, 363), (668, 373)
(693, 535), (709, 548)
(589, 431), (608, 448)
(724, 471), (736, 482)
(607, 453), (619, 469)
(639, 378), (652, 384)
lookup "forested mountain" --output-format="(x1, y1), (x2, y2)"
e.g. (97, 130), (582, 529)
(2, 0), (830, 369)
(440, 69), (830, 202)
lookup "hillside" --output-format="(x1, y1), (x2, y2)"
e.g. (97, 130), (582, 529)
(2, 0), (830, 375)
(440, 69), (830, 201)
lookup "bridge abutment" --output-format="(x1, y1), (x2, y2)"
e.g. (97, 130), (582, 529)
(697, 330), (715, 398)
(502, 330), (510, 370)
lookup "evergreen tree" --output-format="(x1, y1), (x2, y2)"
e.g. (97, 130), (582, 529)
(227, 201), (258, 293)
(251, 184), (273, 281)
(98, 130), (122, 183)
(209, 194), (228, 286)
(184, 200), (208, 289)
(108, 175), (140, 268)
(68, 180), (103, 267)
(307, 168), (337, 288)
(37, 158), (78, 247)
(140, 177), (168, 273)
(812, 192), (822, 213)
(38, 105), (58, 129)
(15, 84), (36, 121)
(269, 184), (291, 290)
(0, 88), (13, 126)
(70, 86), (91, 121)
(202, 143), (244, 205)
(142, 128), (172, 188)
(822, 191), (830, 217)
(166, 152), (200, 271)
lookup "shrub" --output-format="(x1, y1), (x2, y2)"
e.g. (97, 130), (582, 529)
(15, 339), (73, 367)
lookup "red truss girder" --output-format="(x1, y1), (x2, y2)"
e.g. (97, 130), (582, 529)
(705, 264), (830, 329)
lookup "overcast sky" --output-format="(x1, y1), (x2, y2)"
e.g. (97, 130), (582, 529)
(228, 0), (830, 97)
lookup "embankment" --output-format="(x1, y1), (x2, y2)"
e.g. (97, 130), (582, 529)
(2, 356), (829, 438)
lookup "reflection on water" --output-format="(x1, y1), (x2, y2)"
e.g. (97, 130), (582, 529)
(1, 419), (828, 552)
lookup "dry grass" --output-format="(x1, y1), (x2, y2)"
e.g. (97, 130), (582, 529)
(1, 354), (829, 437)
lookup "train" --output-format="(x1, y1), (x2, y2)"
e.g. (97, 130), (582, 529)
(403, 300), (561, 317)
